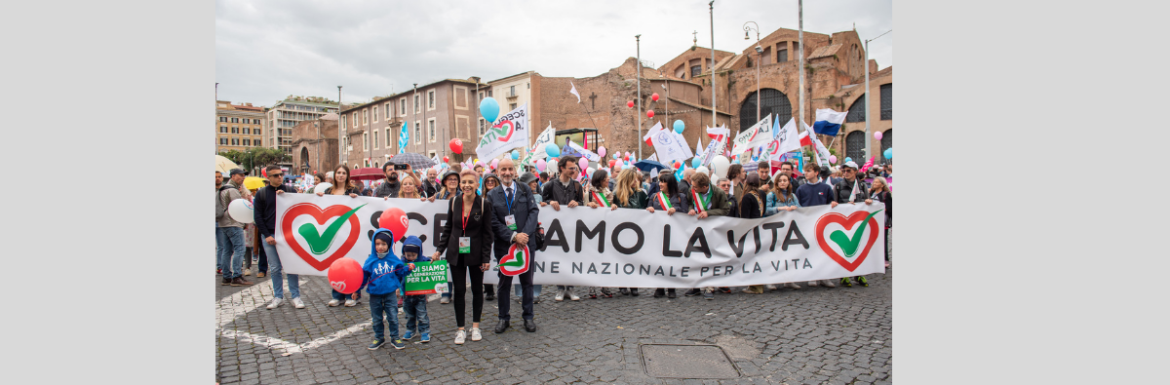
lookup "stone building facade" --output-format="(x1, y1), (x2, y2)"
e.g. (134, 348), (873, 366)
(215, 101), (265, 154)
(289, 113), (338, 175)
(340, 78), (490, 169)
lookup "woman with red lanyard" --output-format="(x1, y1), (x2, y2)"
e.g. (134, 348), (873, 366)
(431, 169), (495, 345)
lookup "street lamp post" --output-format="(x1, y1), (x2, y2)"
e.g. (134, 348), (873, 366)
(636, 34), (642, 160)
(744, 21), (761, 123)
(864, 29), (892, 164)
(339, 85), (344, 167)
(709, 1), (716, 130)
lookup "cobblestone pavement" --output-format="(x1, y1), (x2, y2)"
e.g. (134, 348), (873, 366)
(217, 232), (892, 385)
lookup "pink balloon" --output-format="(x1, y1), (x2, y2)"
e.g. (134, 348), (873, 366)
(829, 155), (838, 164)
(614, 162), (623, 171)
(536, 159), (547, 172)
(490, 159), (499, 169)
(873, 131), (883, 140)
(598, 146), (607, 157)
(578, 157), (589, 170)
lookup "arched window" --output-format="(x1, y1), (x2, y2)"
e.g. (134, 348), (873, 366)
(846, 95), (866, 123)
(880, 84), (892, 120)
(845, 131), (866, 164)
(300, 147), (310, 171)
(739, 89), (792, 132)
(880, 129), (892, 163)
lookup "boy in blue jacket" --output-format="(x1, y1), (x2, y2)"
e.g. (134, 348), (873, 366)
(362, 229), (414, 351)
(399, 235), (432, 343)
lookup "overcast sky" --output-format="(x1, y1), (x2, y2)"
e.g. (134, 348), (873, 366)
(216, 0), (892, 107)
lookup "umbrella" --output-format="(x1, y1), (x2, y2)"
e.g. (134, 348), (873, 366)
(350, 167), (385, 181)
(389, 152), (435, 170)
(243, 176), (265, 191)
(633, 159), (669, 173)
(215, 155), (239, 174)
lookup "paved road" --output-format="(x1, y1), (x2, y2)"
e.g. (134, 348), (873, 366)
(216, 232), (892, 385)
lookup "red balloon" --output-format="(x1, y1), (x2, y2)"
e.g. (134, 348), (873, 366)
(651, 93), (659, 101)
(442, 156), (449, 163)
(647, 110), (655, 118)
(608, 159), (616, 168)
(327, 257), (363, 294)
(449, 138), (463, 154)
(627, 100), (634, 108)
(378, 207), (409, 242)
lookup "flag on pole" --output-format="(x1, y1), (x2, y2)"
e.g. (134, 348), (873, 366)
(731, 114), (773, 155)
(398, 121), (410, 153)
(569, 81), (581, 103)
(643, 122), (664, 147)
(694, 138), (705, 160)
(859, 156), (874, 173)
(648, 153), (659, 162)
(776, 118), (802, 155)
(813, 108), (848, 137)
(707, 125), (729, 141)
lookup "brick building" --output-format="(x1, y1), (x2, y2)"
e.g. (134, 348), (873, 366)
(215, 101), (265, 154)
(289, 113), (338, 175)
(339, 78), (490, 169)
(265, 96), (340, 169)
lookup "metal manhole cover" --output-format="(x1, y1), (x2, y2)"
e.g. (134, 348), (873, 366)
(639, 344), (740, 379)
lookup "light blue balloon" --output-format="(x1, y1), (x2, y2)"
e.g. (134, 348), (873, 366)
(673, 120), (685, 134)
(545, 143), (560, 158)
(479, 97), (500, 123)
(691, 157), (701, 168)
(845, 157), (853, 163)
(884, 148), (893, 159)
(613, 153), (620, 160)
(511, 150), (520, 160)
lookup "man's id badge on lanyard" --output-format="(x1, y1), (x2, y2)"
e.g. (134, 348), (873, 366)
(505, 214), (517, 231)
(458, 237), (471, 254)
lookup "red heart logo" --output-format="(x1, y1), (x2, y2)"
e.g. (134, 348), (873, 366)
(814, 211), (880, 272)
(281, 203), (363, 271)
(493, 121), (514, 142)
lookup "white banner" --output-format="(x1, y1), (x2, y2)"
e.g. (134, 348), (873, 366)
(475, 103), (529, 161)
(529, 122), (556, 157)
(701, 132), (726, 166)
(732, 114), (773, 155)
(274, 193), (886, 287)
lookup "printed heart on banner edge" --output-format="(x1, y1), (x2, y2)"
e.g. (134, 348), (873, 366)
(281, 202), (363, 271)
(814, 210), (881, 273)
(498, 243), (530, 276)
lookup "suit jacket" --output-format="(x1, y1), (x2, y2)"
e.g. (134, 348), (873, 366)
(435, 194), (495, 267)
(487, 181), (540, 260)
(684, 186), (731, 217)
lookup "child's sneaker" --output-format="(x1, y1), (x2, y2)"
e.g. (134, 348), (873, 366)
(420, 333), (431, 343)
(403, 330), (415, 340)
(368, 339), (385, 350)
(344, 299), (357, 307)
(454, 330), (466, 345)
(389, 338), (406, 350)
(440, 296), (450, 304)
(841, 278), (853, 287)
(327, 299), (341, 307)
(857, 276), (869, 287)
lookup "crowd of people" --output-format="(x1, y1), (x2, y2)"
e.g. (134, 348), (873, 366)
(216, 155), (892, 353)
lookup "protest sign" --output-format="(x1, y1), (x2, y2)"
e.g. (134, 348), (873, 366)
(403, 260), (449, 295)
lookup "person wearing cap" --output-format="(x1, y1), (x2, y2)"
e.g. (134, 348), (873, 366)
(833, 161), (870, 206)
(217, 168), (254, 287)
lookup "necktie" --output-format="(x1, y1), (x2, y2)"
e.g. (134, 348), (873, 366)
(506, 187), (514, 209)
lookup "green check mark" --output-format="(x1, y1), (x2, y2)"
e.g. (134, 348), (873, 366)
(828, 210), (883, 258)
(500, 251), (525, 268)
(297, 204), (366, 255)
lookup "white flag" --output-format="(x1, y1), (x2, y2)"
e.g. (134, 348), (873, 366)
(474, 103), (530, 161)
(650, 122), (693, 166)
(731, 114), (773, 155)
(648, 153), (659, 162)
(530, 122), (556, 156)
(569, 81), (581, 104)
(694, 138), (704, 160)
(643, 121), (664, 145)
(776, 118), (802, 155)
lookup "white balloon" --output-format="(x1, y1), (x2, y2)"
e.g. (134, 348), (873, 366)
(586, 167), (596, 177)
(710, 156), (731, 179)
(313, 182), (333, 194)
(228, 199), (254, 224)
(695, 166), (710, 176)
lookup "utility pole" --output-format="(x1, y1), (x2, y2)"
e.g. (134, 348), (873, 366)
(798, 0), (807, 150)
(864, 29), (892, 164)
(709, 1), (716, 130)
(636, 34), (642, 160)
(339, 85), (344, 167)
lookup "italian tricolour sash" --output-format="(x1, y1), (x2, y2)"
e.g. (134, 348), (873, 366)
(656, 192), (672, 210)
(591, 189), (611, 207)
(691, 189), (709, 213)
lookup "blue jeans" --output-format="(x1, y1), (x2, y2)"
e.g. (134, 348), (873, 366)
(440, 283), (453, 298)
(515, 284), (542, 297)
(403, 295), (430, 335)
(217, 227), (245, 279)
(263, 241), (299, 299)
(369, 292), (400, 341)
(332, 289), (361, 302)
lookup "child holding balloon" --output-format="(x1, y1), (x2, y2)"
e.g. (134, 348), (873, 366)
(361, 229), (414, 351)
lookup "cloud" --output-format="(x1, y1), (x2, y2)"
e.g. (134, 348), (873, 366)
(216, 0), (892, 106)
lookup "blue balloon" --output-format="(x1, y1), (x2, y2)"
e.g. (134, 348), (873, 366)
(673, 120), (685, 134)
(691, 157), (701, 168)
(845, 157), (853, 163)
(884, 148), (893, 159)
(511, 150), (520, 160)
(545, 143), (560, 158)
(479, 97), (500, 123)
(613, 153), (620, 160)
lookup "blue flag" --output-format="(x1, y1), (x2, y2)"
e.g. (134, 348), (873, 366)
(398, 121), (409, 152)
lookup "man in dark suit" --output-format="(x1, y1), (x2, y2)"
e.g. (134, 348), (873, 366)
(487, 158), (541, 333)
